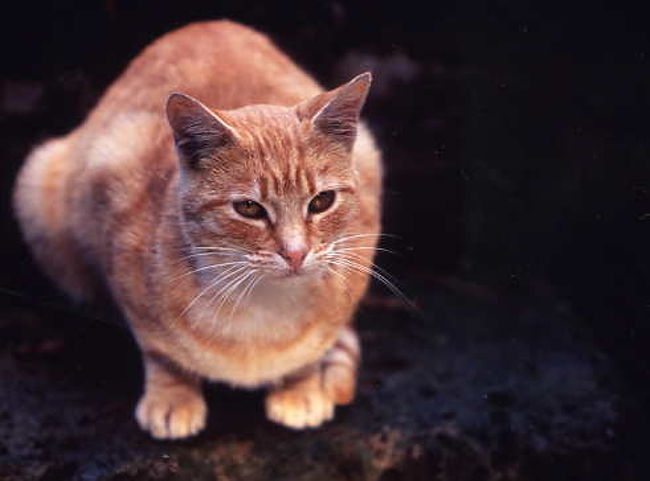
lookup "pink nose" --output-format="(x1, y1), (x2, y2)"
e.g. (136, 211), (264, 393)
(281, 248), (308, 272)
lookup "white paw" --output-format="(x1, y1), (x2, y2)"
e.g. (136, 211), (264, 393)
(135, 388), (207, 440)
(265, 382), (335, 429)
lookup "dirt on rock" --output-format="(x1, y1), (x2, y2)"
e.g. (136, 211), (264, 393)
(0, 282), (626, 481)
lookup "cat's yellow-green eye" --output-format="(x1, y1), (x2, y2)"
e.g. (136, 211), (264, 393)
(233, 199), (267, 219)
(308, 190), (336, 214)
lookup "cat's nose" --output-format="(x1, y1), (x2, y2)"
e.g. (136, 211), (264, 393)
(280, 247), (308, 272)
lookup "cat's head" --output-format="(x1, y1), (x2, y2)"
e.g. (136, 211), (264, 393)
(166, 73), (373, 281)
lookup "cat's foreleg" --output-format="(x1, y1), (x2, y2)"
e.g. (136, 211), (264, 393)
(265, 326), (360, 429)
(135, 352), (207, 439)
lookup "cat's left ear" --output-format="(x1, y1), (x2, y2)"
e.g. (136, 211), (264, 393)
(297, 72), (372, 150)
(166, 92), (238, 169)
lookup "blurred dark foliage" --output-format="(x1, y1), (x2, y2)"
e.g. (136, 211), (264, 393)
(0, 1), (648, 479)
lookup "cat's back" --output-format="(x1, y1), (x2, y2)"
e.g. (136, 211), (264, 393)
(86, 20), (323, 127)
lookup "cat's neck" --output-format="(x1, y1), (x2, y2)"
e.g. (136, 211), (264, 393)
(187, 274), (318, 341)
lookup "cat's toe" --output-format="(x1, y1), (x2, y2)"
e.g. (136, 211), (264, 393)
(135, 389), (207, 439)
(265, 385), (335, 429)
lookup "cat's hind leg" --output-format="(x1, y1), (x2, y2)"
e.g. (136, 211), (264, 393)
(265, 326), (360, 429)
(13, 136), (96, 302)
(135, 352), (207, 439)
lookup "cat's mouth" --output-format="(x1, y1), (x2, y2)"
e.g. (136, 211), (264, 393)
(276, 268), (309, 279)
(272, 263), (321, 280)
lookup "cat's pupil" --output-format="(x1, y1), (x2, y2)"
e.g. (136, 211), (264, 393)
(233, 200), (266, 219)
(308, 190), (336, 214)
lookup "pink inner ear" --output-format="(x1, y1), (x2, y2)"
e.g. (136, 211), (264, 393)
(297, 73), (372, 146)
(166, 93), (238, 167)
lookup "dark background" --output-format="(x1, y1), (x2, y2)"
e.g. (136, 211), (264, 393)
(0, 1), (648, 480)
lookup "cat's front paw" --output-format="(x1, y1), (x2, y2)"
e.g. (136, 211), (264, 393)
(265, 375), (335, 429)
(135, 387), (207, 440)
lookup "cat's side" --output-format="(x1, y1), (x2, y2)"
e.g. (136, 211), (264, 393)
(13, 20), (382, 439)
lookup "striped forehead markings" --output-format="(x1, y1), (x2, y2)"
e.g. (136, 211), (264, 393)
(242, 114), (321, 198)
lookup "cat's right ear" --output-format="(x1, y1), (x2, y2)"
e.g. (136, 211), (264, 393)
(166, 93), (238, 169)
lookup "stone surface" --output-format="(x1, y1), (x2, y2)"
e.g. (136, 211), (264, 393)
(0, 283), (624, 481)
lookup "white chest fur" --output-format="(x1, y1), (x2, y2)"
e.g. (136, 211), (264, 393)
(176, 277), (336, 387)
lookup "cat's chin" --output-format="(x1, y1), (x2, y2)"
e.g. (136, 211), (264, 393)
(269, 266), (324, 281)
(274, 271), (313, 280)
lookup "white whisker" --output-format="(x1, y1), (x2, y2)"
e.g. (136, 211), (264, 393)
(176, 251), (241, 263)
(330, 232), (390, 246)
(328, 251), (396, 282)
(193, 246), (253, 254)
(325, 256), (415, 310)
(169, 261), (248, 283)
(228, 271), (262, 320)
(211, 268), (256, 323)
(180, 264), (248, 317)
(332, 246), (397, 255)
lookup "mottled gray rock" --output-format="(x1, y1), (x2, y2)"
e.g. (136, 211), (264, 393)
(0, 283), (622, 481)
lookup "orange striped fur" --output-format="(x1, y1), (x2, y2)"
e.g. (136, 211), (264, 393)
(13, 20), (382, 439)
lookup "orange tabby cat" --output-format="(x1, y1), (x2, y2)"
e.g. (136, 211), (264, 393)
(13, 20), (382, 439)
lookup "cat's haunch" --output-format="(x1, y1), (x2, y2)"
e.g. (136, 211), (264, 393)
(13, 20), (382, 439)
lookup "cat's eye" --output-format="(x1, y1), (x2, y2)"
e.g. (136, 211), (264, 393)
(233, 200), (267, 219)
(308, 190), (336, 214)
